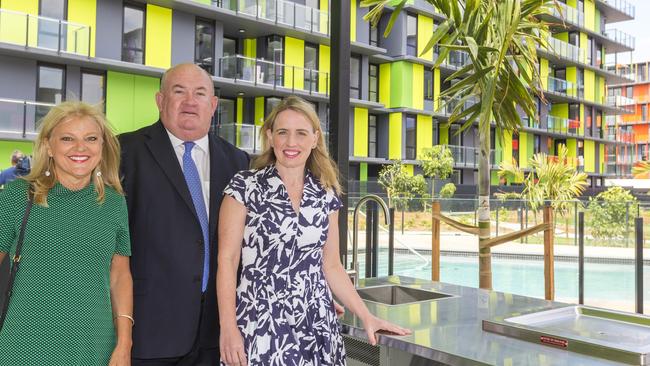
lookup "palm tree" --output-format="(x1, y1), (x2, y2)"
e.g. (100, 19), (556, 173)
(364, 0), (555, 289)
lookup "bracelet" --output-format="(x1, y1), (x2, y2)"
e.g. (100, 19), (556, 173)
(114, 314), (135, 326)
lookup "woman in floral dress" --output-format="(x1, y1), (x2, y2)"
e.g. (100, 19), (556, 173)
(217, 96), (409, 366)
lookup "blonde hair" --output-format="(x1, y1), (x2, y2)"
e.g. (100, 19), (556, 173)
(253, 96), (342, 194)
(24, 101), (123, 206)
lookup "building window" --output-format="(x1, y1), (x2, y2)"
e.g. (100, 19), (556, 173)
(577, 68), (584, 99)
(643, 104), (648, 122)
(569, 103), (580, 133)
(223, 37), (237, 56)
(368, 114), (377, 158)
(37, 64), (65, 122)
(424, 69), (434, 101)
(122, 3), (145, 64)
(81, 70), (106, 108)
(265, 97), (282, 116)
(220, 37), (238, 78)
(586, 36), (592, 65)
(350, 54), (361, 99)
(585, 107), (592, 136)
(304, 43), (319, 93)
(39, 0), (67, 50)
(218, 98), (236, 125)
(369, 64), (379, 102)
(370, 23), (379, 47)
(195, 18), (215, 74)
(626, 86), (633, 98)
(405, 115), (416, 160)
(638, 64), (647, 82)
(407, 14), (417, 56)
(264, 35), (284, 85)
(534, 134), (541, 153)
(512, 132), (519, 164)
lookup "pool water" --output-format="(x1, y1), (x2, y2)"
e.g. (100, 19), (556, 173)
(358, 252), (650, 312)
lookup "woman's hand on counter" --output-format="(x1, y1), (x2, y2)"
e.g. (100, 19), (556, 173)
(360, 315), (411, 346)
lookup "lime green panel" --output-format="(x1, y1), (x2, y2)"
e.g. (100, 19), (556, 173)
(243, 38), (256, 58)
(389, 113), (402, 159)
(255, 97), (265, 125)
(145, 4), (172, 69)
(106, 71), (135, 133)
(0, 141), (34, 170)
(350, 0), (356, 42)
(284, 36), (304, 90)
(585, 140), (595, 172)
(580, 33), (588, 63)
(599, 143), (605, 173)
(318, 45), (330, 94)
(359, 163), (368, 181)
(67, 0), (95, 56)
(417, 15), (433, 61)
(391, 62), (412, 108)
(404, 164), (414, 176)
(412, 63), (424, 110)
(519, 132), (528, 169)
(491, 170), (499, 185)
(439, 124), (448, 144)
(583, 70), (594, 103)
(551, 103), (568, 118)
(585, 0), (595, 31)
(566, 67), (577, 97)
(354, 108), (369, 157)
(416, 115), (432, 159)
(567, 139), (577, 157)
(555, 32), (568, 43)
(502, 130), (513, 164)
(595, 9), (601, 33)
(319, 0), (329, 34)
(0, 0), (38, 47)
(236, 97), (243, 123)
(379, 63), (391, 106)
(540, 58), (549, 90)
(434, 68), (440, 111)
(195, 0), (211, 3)
(132, 75), (160, 131)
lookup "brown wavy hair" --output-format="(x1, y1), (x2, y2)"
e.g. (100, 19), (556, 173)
(253, 96), (342, 194)
(24, 101), (123, 206)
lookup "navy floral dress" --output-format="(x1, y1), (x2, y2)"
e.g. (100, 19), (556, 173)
(223, 165), (346, 366)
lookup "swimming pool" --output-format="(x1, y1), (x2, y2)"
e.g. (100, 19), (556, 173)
(358, 252), (650, 313)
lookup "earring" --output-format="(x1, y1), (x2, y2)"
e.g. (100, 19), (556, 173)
(96, 170), (102, 178)
(44, 157), (52, 177)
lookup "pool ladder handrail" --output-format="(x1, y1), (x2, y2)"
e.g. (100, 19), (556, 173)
(347, 194), (390, 286)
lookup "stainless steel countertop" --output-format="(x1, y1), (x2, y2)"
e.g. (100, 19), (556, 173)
(340, 276), (628, 366)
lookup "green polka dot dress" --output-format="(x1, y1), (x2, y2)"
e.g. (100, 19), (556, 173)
(0, 179), (131, 365)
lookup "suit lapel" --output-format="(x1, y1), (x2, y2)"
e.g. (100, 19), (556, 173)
(145, 121), (199, 221)
(208, 136), (231, 243)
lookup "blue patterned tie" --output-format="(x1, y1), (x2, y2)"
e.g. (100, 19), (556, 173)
(182, 141), (210, 292)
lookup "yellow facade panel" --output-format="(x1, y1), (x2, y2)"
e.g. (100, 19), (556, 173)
(144, 4), (172, 69)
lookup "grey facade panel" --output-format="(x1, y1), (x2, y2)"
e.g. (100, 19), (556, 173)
(360, 55), (369, 100)
(66, 66), (81, 100)
(214, 22), (224, 67)
(95, 0), (123, 61)
(380, 12), (406, 56)
(377, 114), (389, 159)
(171, 10), (196, 66)
(356, 5), (369, 44)
(349, 108), (355, 154)
(0, 55), (37, 101)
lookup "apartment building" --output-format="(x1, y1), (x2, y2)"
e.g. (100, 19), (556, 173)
(0, 0), (637, 191)
(608, 60), (649, 176)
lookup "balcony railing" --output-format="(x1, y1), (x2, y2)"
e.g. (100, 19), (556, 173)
(0, 98), (55, 139)
(218, 55), (329, 96)
(0, 8), (91, 56)
(546, 36), (586, 64)
(215, 0), (329, 35)
(546, 76), (578, 98)
(546, 115), (581, 136)
(549, 1), (584, 27)
(606, 95), (635, 109)
(435, 95), (479, 116)
(215, 123), (263, 154)
(603, 28), (635, 49)
(606, 126), (635, 143)
(446, 145), (500, 167)
(598, 0), (635, 18)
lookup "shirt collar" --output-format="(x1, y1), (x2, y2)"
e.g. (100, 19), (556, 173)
(166, 129), (210, 154)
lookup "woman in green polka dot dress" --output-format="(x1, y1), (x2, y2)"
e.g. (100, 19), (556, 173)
(0, 101), (133, 365)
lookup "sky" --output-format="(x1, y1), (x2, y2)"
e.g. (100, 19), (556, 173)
(605, 0), (650, 64)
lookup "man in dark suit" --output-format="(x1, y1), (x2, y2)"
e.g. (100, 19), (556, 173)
(120, 63), (249, 365)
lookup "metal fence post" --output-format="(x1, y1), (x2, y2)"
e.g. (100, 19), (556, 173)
(626, 202), (630, 248)
(636, 217), (644, 314)
(578, 211), (584, 305)
(388, 207), (395, 276)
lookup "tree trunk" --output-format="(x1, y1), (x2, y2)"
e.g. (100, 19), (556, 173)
(478, 124), (492, 290)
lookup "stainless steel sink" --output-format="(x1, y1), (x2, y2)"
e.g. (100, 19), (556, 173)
(483, 305), (650, 365)
(357, 285), (454, 306)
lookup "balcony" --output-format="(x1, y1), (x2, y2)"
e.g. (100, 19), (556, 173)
(0, 98), (55, 140)
(596, 0), (635, 23)
(435, 95), (479, 117)
(446, 145), (500, 168)
(602, 28), (635, 52)
(545, 76), (578, 98)
(214, 123), (263, 154)
(0, 8), (91, 56)
(606, 95), (635, 110)
(548, 1), (584, 28)
(546, 36), (586, 64)
(546, 115), (581, 136)
(214, 0), (329, 36)
(218, 55), (329, 96)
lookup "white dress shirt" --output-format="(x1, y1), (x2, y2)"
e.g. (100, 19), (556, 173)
(166, 130), (211, 218)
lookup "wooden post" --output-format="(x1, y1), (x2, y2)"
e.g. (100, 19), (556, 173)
(543, 204), (554, 301)
(432, 200), (441, 281)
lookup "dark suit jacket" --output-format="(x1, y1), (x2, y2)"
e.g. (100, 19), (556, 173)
(119, 121), (249, 359)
